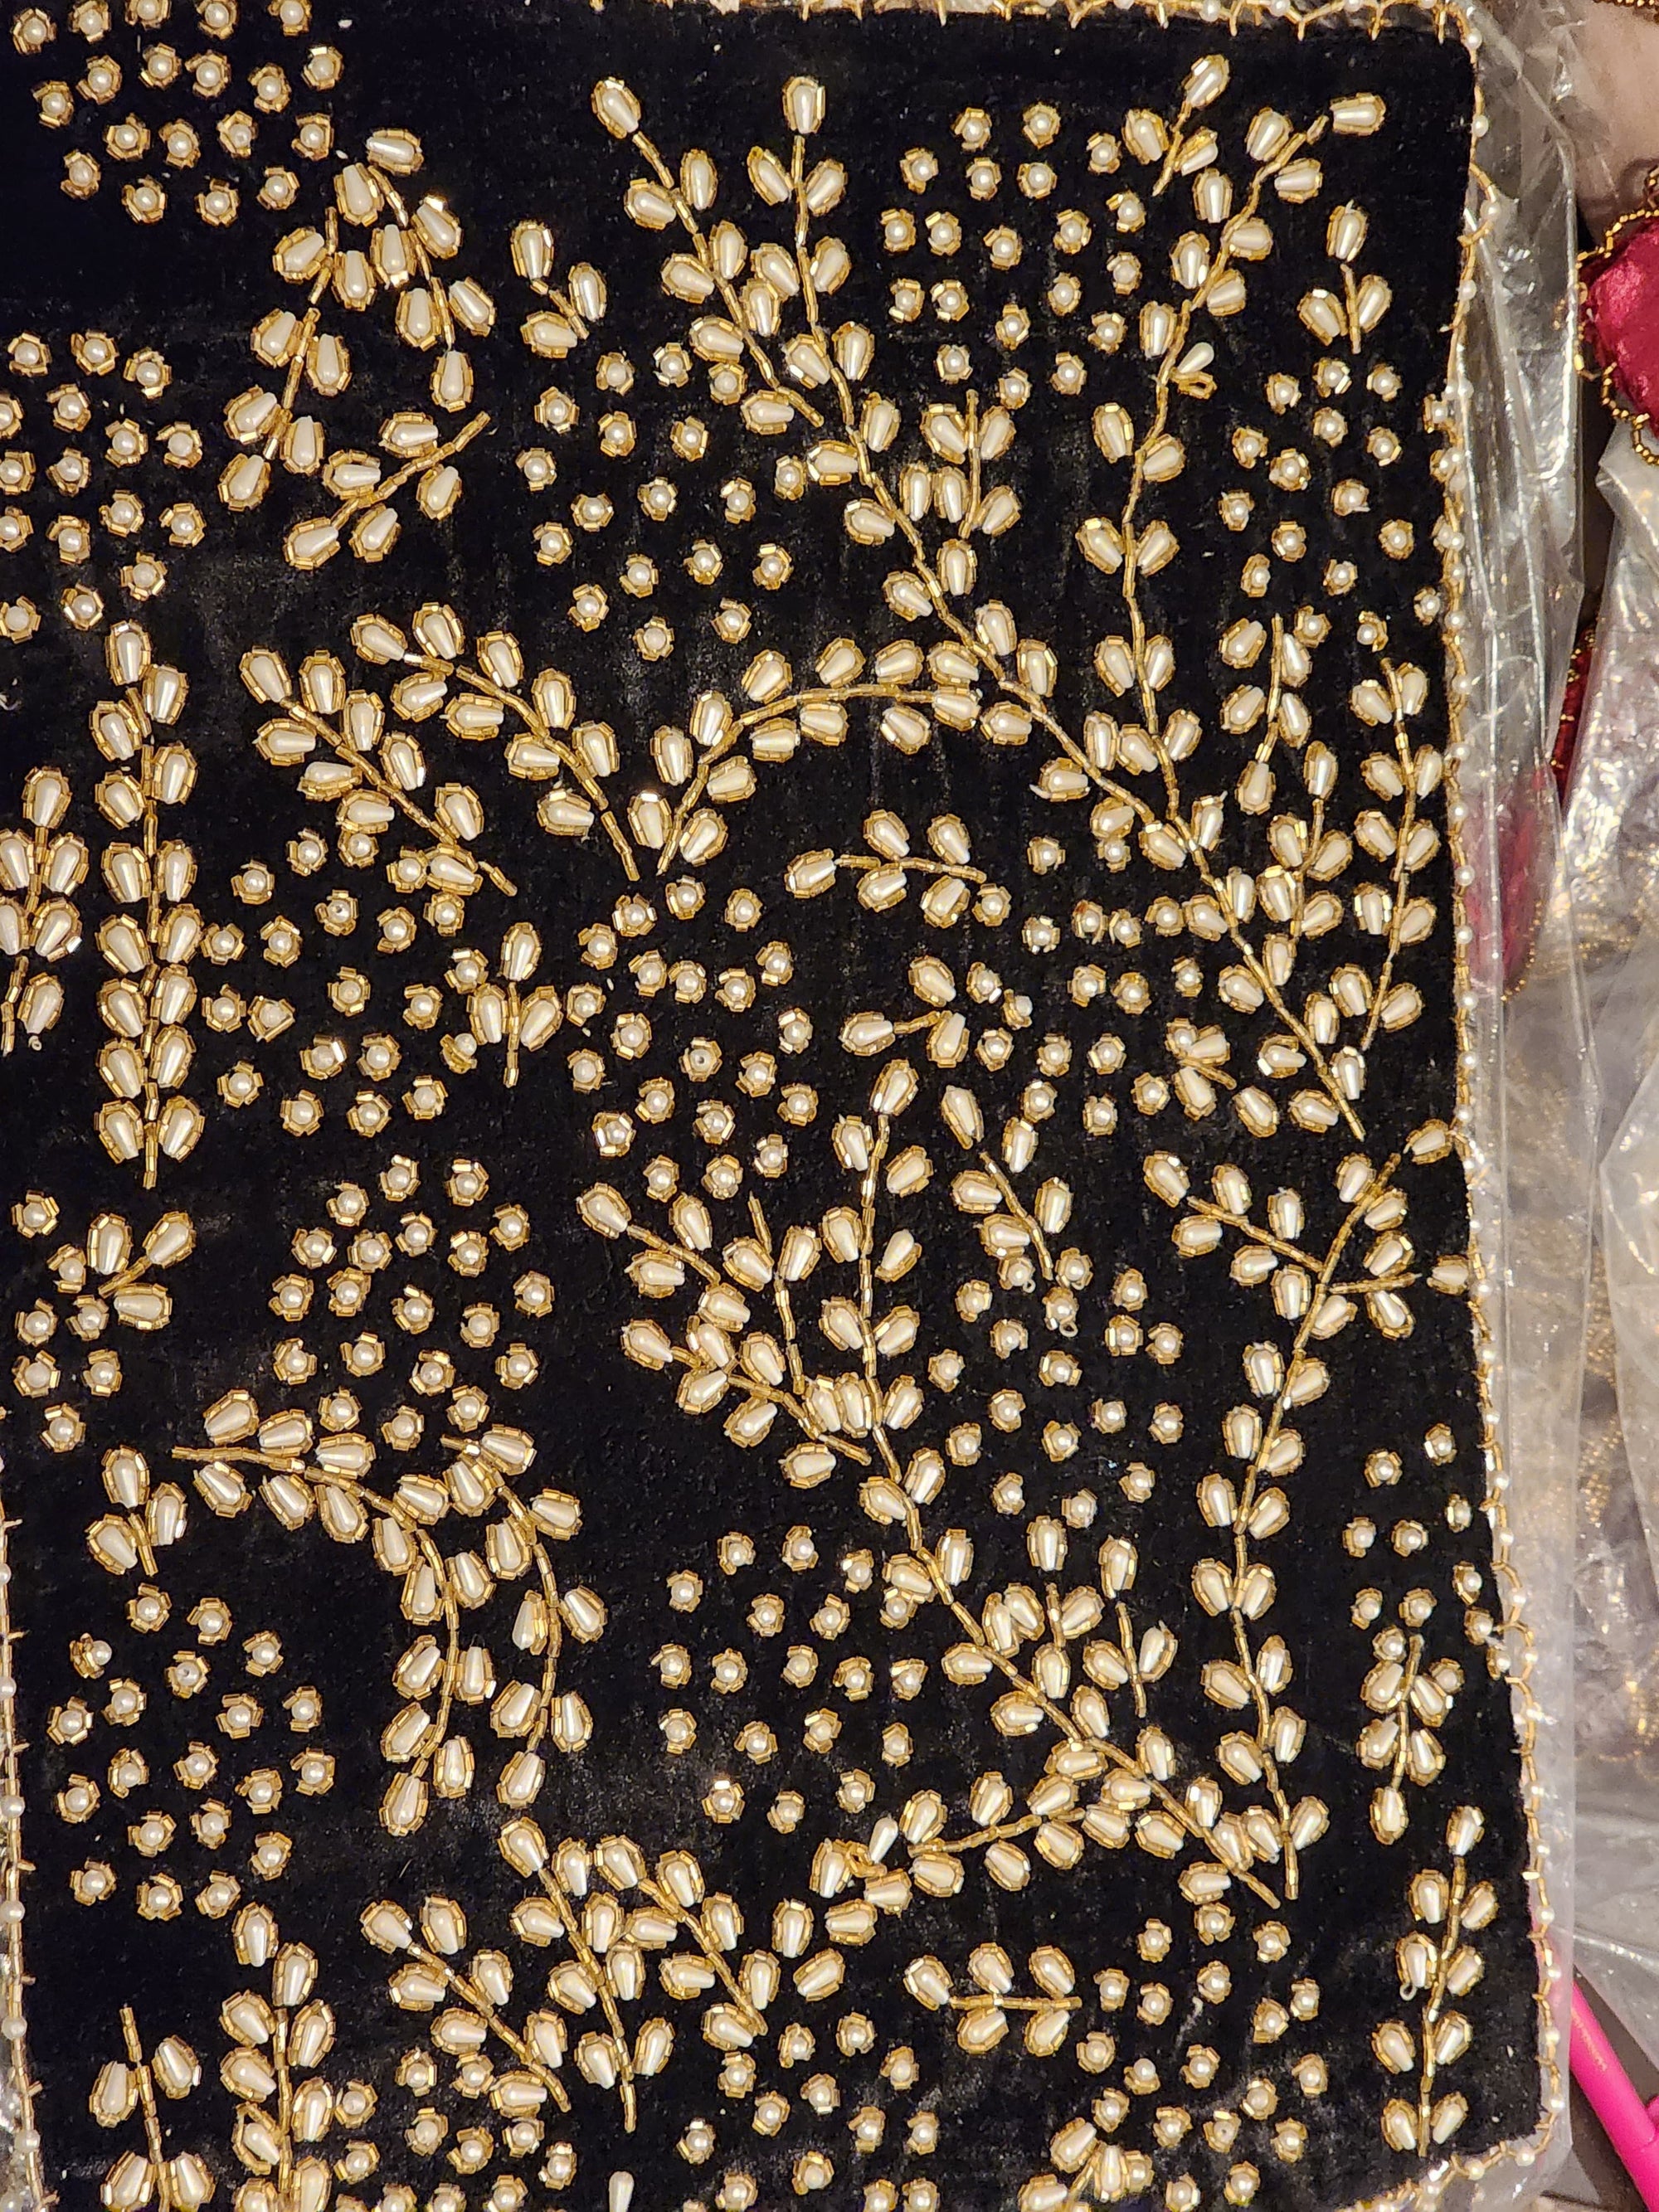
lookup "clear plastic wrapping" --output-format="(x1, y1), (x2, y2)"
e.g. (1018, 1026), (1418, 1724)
(1452, 7), (1590, 2200)
(1564, 437), (1659, 2075)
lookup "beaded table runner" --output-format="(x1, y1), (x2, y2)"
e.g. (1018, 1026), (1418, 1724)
(0, 2), (1549, 2207)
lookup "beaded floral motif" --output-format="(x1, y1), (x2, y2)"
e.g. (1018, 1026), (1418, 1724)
(0, 329), (207, 642)
(3, 0), (495, 644)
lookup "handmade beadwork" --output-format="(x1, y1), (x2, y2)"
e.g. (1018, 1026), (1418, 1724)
(0, 4), (1550, 2208)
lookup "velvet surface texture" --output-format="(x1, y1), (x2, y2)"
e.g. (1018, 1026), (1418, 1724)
(0, 2), (1548, 2210)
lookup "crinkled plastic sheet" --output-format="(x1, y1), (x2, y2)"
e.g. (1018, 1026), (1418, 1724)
(1564, 435), (1659, 2077)
(1501, 0), (1659, 2122)
(1452, 5), (1588, 2204)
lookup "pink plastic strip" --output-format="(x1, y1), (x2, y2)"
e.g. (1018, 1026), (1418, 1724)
(1571, 1982), (1659, 2211)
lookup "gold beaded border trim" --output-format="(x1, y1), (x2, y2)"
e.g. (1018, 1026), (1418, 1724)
(0, 1476), (45, 2210)
(623, 0), (1478, 35)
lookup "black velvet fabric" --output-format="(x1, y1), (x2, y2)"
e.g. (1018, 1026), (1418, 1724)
(0, 4), (1544, 2209)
